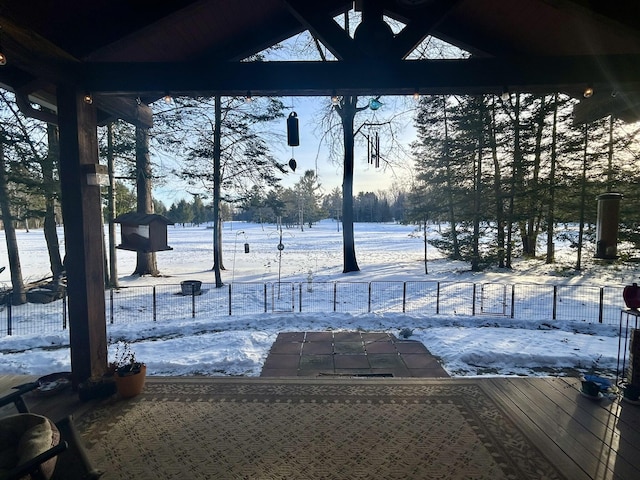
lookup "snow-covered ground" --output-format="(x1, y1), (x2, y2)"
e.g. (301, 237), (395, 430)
(0, 220), (637, 378)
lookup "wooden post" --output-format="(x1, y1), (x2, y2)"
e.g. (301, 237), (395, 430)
(56, 86), (108, 385)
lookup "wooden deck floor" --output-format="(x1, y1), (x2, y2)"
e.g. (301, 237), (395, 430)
(1, 375), (639, 480)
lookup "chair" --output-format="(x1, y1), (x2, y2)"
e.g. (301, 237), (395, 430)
(0, 382), (102, 480)
(0, 412), (65, 480)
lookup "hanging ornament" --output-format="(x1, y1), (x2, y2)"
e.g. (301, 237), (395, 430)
(287, 111), (299, 146)
(289, 158), (297, 172)
(369, 98), (383, 110)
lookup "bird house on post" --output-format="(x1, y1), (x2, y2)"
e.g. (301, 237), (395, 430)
(114, 213), (174, 252)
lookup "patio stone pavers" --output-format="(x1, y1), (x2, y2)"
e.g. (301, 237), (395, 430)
(261, 332), (450, 378)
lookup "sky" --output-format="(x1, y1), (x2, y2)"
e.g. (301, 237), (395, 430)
(151, 95), (418, 207)
(149, 25), (423, 207)
(0, 220), (635, 382)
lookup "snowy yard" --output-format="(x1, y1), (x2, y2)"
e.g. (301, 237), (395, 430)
(0, 220), (636, 378)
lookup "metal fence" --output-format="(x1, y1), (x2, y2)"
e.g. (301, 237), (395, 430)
(0, 281), (628, 337)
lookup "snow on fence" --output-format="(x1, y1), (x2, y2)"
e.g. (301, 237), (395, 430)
(0, 281), (628, 336)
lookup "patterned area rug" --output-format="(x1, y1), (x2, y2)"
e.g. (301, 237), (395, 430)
(76, 379), (565, 480)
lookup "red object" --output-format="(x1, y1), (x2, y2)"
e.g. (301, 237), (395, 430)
(623, 283), (640, 310)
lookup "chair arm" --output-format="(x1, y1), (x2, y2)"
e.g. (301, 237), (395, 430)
(0, 382), (39, 412)
(4, 441), (68, 480)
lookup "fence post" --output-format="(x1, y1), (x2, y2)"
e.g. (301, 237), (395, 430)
(472, 284), (477, 316)
(368, 283), (372, 313)
(229, 284), (232, 316)
(264, 284), (267, 313)
(110, 288), (115, 324)
(152, 286), (157, 323)
(552, 285), (558, 320)
(436, 282), (440, 315)
(299, 284), (302, 313)
(511, 285), (515, 318)
(402, 282), (407, 313)
(333, 283), (337, 312)
(598, 287), (604, 323)
(63, 291), (67, 330)
(7, 302), (11, 336)
(191, 283), (196, 318)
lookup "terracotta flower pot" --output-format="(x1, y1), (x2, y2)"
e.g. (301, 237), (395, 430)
(623, 283), (640, 310)
(114, 364), (147, 398)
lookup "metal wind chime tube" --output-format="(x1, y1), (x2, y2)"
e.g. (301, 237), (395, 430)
(366, 130), (380, 168)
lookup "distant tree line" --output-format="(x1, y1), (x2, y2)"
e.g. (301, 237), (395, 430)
(235, 173), (405, 228)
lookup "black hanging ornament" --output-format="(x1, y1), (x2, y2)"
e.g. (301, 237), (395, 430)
(289, 158), (297, 172)
(287, 111), (299, 146)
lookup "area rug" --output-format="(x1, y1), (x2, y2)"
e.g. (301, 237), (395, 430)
(75, 378), (565, 480)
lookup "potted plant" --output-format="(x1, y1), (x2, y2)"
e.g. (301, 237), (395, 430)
(111, 340), (147, 398)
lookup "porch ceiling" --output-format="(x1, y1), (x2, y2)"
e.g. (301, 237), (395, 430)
(1, 0), (640, 121)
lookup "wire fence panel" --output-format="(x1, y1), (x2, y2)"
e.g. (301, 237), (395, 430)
(109, 286), (156, 324)
(555, 285), (602, 323)
(154, 284), (199, 321)
(195, 283), (231, 318)
(270, 283), (295, 312)
(299, 282), (335, 313)
(0, 280), (633, 337)
(478, 284), (509, 316)
(512, 284), (554, 321)
(334, 282), (369, 313)
(231, 283), (266, 315)
(437, 282), (475, 316)
(2, 298), (67, 336)
(370, 281), (406, 313)
(404, 281), (439, 314)
(602, 286), (625, 325)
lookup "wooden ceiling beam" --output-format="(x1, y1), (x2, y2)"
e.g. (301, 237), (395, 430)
(284, 0), (360, 61)
(387, 0), (463, 59)
(79, 55), (640, 97)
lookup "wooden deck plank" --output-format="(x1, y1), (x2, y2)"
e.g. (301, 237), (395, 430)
(482, 378), (593, 480)
(489, 377), (640, 480)
(550, 377), (640, 438)
(499, 377), (627, 480)
(520, 381), (640, 479)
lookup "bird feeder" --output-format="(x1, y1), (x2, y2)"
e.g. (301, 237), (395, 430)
(114, 212), (174, 252)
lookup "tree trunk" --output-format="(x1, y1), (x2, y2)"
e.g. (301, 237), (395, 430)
(471, 97), (483, 272)
(576, 124), (588, 271)
(490, 97), (505, 268)
(506, 94), (521, 268)
(43, 122), (64, 278)
(133, 126), (158, 276)
(106, 123), (118, 287)
(546, 94), (558, 264)
(521, 96), (546, 258)
(0, 139), (26, 305)
(442, 96), (461, 260)
(211, 95), (224, 287)
(338, 96), (360, 273)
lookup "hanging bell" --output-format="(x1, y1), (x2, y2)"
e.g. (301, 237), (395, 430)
(289, 158), (297, 172)
(287, 111), (299, 146)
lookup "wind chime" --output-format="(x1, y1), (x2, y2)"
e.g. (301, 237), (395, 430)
(366, 127), (381, 168)
(287, 111), (299, 172)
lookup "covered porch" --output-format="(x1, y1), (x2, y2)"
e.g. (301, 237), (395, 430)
(1, 374), (639, 479)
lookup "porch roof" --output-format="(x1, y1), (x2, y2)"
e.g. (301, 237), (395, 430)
(1, 1), (640, 122)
